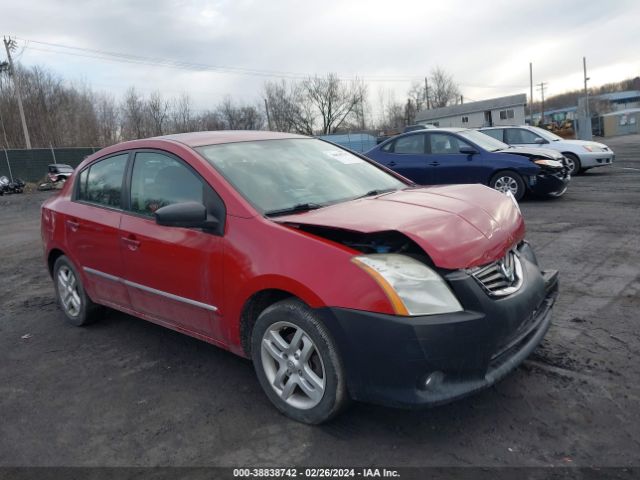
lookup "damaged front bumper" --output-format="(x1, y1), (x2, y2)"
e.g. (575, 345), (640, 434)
(528, 170), (571, 196)
(316, 246), (559, 408)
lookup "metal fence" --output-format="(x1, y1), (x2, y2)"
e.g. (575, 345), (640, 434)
(317, 132), (378, 153)
(0, 148), (98, 183)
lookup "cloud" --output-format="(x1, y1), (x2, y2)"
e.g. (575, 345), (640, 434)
(2, 0), (639, 113)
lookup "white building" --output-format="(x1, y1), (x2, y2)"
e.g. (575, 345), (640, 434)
(415, 94), (527, 128)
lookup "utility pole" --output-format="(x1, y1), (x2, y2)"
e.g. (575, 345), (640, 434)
(0, 102), (9, 148)
(263, 98), (272, 131)
(460, 95), (463, 104)
(536, 82), (547, 126)
(529, 62), (533, 124)
(424, 77), (430, 110)
(3, 36), (31, 149)
(583, 56), (590, 119)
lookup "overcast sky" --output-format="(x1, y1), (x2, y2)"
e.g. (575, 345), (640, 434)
(2, 0), (639, 118)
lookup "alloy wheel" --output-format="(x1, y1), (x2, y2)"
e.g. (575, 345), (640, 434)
(57, 266), (82, 317)
(260, 321), (326, 410)
(493, 176), (520, 196)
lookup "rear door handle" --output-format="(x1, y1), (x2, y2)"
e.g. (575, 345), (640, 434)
(388, 161), (397, 167)
(429, 162), (440, 166)
(66, 219), (80, 232)
(121, 236), (141, 251)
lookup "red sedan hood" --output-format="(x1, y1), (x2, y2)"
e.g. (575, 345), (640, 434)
(274, 184), (525, 269)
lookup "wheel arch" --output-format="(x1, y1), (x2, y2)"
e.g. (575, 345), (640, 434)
(47, 248), (66, 277)
(239, 288), (300, 357)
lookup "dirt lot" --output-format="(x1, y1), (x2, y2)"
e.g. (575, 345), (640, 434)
(1, 135), (639, 468)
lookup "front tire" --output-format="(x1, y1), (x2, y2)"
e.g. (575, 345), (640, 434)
(564, 153), (581, 176)
(53, 255), (102, 326)
(490, 171), (525, 201)
(251, 299), (349, 424)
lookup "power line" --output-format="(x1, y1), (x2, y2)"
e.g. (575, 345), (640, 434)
(17, 36), (529, 88)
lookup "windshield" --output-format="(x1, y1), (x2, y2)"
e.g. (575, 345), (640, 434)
(196, 138), (407, 215)
(458, 129), (510, 152)
(529, 126), (563, 141)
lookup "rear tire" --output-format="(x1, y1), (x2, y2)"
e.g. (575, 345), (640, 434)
(53, 255), (102, 326)
(251, 299), (349, 424)
(564, 153), (581, 176)
(489, 171), (525, 201)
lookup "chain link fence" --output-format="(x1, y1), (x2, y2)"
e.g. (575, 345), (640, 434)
(0, 148), (98, 183)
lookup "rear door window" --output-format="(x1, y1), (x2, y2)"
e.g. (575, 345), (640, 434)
(77, 154), (128, 208)
(392, 134), (426, 154)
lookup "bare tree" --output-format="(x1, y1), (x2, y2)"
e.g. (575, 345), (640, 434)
(263, 80), (317, 134)
(429, 67), (461, 109)
(196, 110), (225, 131)
(216, 96), (264, 130)
(146, 91), (169, 136)
(407, 81), (424, 112)
(95, 93), (119, 146)
(374, 88), (404, 130)
(404, 99), (418, 125)
(121, 87), (146, 140)
(263, 80), (297, 132)
(303, 73), (367, 134)
(169, 93), (201, 133)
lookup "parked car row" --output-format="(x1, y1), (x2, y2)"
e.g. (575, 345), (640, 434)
(362, 124), (615, 199)
(365, 127), (570, 200)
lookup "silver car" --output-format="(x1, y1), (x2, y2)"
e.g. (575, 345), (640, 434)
(479, 125), (614, 176)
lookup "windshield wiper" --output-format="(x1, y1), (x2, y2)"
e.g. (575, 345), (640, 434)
(355, 188), (397, 200)
(265, 203), (324, 217)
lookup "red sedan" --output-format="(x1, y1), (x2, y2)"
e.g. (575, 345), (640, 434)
(41, 131), (558, 424)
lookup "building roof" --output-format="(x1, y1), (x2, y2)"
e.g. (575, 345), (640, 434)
(595, 90), (640, 102)
(601, 108), (640, 117)
(416, 94), (527, 122)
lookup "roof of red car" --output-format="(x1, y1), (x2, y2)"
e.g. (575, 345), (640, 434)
(156, 130), (308, 147)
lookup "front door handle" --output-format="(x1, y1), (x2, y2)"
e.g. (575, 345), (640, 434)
(66, 219), (80, 232)
(121, 236), (141, 251)
(429, 161), (440, 166)
(388, 161), (397, 167)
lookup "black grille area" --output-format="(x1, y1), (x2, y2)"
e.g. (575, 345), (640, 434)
(468, 249), (522, 297)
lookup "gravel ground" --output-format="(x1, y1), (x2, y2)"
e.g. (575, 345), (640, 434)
(0, 134), (639, 468)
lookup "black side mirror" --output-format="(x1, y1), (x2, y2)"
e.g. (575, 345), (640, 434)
(459, 146), (478, 155)
(155, 202), (219, 230)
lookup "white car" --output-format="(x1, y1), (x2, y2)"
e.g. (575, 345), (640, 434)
(479, 125), (614, 176)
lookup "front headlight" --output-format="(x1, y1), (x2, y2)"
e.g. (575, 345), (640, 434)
(583, 144), (603, 153)
(351, 254), (463, 316)
(534, 159), (563, 168)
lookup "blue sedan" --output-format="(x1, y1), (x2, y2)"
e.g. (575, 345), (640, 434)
(365, 128), (570, 200)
